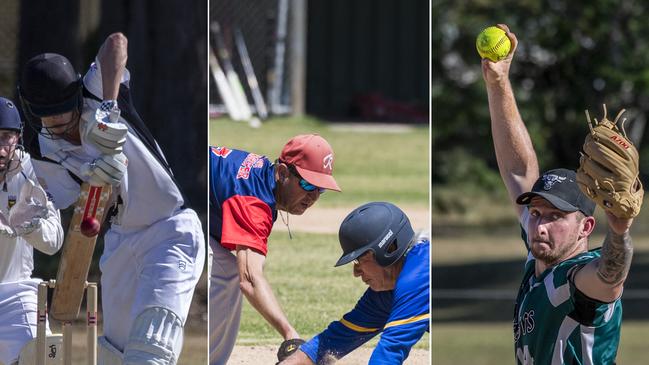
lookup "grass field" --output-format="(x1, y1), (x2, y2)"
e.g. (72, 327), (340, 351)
(237, 230), (429, 350)
(210, 117), (430, 356)
(210, 117), (430, 207)
(433, 222), (649, 364)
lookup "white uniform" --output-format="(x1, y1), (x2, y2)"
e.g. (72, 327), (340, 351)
(0, 153), (63, 365)
(30, 62), (205, 355)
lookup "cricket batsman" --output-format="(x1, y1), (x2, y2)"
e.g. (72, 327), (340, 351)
(17, 33), (204, 364)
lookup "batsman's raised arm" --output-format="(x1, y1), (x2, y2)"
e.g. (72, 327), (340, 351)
(481, 24), (539, 216)
(96, 32), (128, 101)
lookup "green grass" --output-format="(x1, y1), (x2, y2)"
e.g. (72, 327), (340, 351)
(210, 117), (430, 207)
(212, 116), (430, 350)
(432, 321), (649, 365)
(237, 230), (429, 350)
(433, 232), (649, 363)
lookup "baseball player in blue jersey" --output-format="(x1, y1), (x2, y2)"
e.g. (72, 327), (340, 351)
(278, 202), (430, 365)
(17, 33), (204, 364)
(483, 24), (637, 364)
(209, 134), (341, 365)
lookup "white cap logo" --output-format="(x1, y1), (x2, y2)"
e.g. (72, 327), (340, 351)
(323, 153), (334, 170)
(541, 174), (566, 190)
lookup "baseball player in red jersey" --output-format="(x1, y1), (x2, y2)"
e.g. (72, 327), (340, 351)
(209, 134), (341, 364)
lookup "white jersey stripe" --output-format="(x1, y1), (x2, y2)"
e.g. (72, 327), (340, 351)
(545, 271), (571, 307)
(580, 325), (595, 365)
(552, 316), (579, 364)
(604, 302), (615, 322)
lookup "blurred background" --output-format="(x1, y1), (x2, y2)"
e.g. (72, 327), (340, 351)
(433, 1), (649, 363)
(210, 0), (430, 364)
(210, 0), (428, 122)
(0, 1), (207, 363)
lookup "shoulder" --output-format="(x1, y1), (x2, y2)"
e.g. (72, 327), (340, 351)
(394, 241), (430, 296)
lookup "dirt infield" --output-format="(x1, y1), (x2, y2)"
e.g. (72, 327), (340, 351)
(272, 205), (430, 234)
(228, 345), (430, 364)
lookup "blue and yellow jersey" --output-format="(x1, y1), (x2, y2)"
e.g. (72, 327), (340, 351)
(300, 240), (430, 364)
(209, 146), (277, 255)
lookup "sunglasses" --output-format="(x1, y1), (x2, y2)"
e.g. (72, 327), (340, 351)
(286, 164), (326, 194)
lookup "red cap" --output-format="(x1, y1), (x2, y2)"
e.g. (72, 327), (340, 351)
(280, 134), (341, 192)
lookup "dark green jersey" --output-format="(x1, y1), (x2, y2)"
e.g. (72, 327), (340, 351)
(515, 215), (622, 364)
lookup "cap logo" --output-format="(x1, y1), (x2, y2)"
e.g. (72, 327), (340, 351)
(5, 101), (14, 109)
(541, 174), (566, 190)
(378, 229), (393, 248)
(323, 154), (333, 170)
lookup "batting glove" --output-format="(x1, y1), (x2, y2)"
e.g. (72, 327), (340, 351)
(81, 102), (128, 155)
(81, 153), (128, 186)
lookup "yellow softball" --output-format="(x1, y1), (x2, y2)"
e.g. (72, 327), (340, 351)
(476, 26), (511, 62)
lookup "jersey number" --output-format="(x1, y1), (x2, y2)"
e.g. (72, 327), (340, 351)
(516, 345), (534, 365)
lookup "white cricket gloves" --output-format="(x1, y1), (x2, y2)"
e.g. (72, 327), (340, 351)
(0, 179), (49, 237)
(78, 102), (129, 186)
(81, 105), (128, 155)
(80, 153), (128, 186)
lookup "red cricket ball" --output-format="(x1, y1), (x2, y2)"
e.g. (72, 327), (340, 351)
(80, 217), (101, 237)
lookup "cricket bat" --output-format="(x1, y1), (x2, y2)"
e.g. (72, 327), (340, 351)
(234, 27), (269, 120)
(51, 183), (112, 321)
(211, 21), (253, 121)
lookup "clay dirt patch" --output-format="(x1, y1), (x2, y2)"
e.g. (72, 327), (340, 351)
(228, 345), (430, 364)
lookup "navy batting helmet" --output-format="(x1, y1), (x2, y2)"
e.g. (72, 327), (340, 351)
(0, 97), (23, 132)
(18, 53), (82, 118)
(335, 202), (415, 267)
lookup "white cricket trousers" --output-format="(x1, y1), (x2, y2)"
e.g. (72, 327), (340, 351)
(0, 279), (51, 364)
(208, 237), (243, 365)
(100, 208), (205, 353)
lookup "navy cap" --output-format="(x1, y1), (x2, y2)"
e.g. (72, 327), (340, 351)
(0, 97), (22, 131)
(516, 168), (596, 216)
(19, 53), (81, 117)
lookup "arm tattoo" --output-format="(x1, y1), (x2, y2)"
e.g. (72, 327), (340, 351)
(597, 230), (633, 286)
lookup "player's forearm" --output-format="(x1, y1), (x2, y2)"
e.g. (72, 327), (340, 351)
(240, 274), (299, 340)
(597, 230), (633, 287)
(97, 33), (128, 100)
(487, 80), (538, 199)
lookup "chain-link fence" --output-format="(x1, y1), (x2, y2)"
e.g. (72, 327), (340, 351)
(210, 0), (293, 117)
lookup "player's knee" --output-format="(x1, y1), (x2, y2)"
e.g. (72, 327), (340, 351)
(98, 335), (124, 365)
(123, 307), (184, 365)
